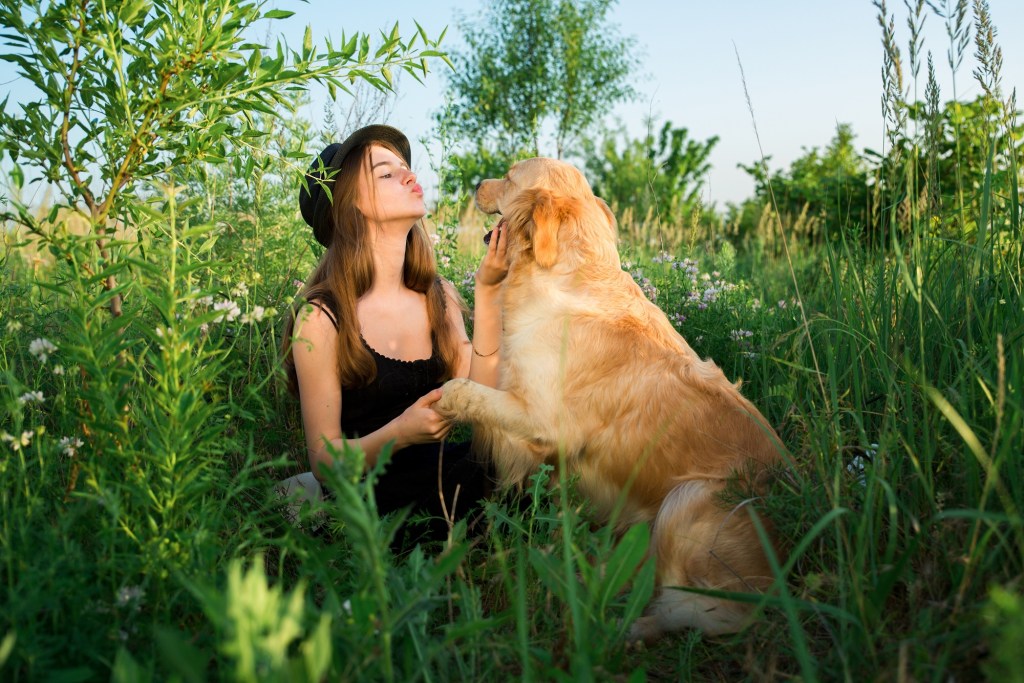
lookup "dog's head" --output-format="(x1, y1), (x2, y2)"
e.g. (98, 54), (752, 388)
(476, 157), (618, 270)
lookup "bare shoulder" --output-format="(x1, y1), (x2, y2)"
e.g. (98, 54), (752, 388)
(292, 300), (338, 353)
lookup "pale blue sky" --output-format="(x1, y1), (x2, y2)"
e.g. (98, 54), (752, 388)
(275, 0), (1024, 207)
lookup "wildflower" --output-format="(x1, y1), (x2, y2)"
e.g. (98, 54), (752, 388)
(777, 300), (787, 309)
(197, 295), (214, 307)
(240, 305), (268, 324)
(630, 269), (657, 302)
(155, 326), (166, 338)
(231, 282), (249, 298)
(651, 250), (675, 265)
(729, 329), (754, 342)
(213, 300), (241, 322)
(52, 365), (66, 376)
(6, 321), (22, 333)
(59, 436), (83, 458)
(2, 431), (33, 451)
(293, 279), (305, 291)
(116, 585), (145, 607)
(17, 391), (44, 405)
(670, 312), (687, 327)
(29, 338), (57, 363)
(672, 258), (700, 277)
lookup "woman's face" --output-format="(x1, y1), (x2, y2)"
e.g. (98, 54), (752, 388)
(355, 144), (426, 227)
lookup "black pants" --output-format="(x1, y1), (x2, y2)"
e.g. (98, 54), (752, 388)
(372, 440), (493, 552)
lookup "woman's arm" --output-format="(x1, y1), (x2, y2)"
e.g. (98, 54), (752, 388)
(451, 220), (508, 387)
(292, 304), (451, 480)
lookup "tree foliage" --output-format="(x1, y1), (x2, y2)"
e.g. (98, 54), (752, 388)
(737, 123), (870, 242)
(583, 120), (719, 222)
(442, 0), (638, 160)
(735, 96), (1022, 245)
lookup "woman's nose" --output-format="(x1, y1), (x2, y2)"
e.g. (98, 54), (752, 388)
(403, 168), (417, 183)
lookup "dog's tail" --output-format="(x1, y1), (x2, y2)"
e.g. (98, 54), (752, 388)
(628, 479), (775, 642)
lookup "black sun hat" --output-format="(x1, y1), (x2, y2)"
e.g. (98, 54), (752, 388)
(298, 124), (412, 247)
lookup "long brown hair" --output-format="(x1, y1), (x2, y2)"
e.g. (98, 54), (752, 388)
(282, 140), (464, 395)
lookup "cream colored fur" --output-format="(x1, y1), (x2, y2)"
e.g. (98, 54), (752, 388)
(436, 157), (785, 640)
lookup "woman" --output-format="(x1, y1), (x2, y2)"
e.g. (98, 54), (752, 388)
(280, 125), (507, 545)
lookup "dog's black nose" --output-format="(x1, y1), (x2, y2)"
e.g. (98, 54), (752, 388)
(483, 230), (492, 245)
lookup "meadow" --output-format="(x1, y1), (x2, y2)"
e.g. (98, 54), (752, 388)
(1, 1), (1022, 680)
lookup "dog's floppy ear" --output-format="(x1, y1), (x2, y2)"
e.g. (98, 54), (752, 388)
(595, 196), (616, 230)
(531, 189), (567, 269)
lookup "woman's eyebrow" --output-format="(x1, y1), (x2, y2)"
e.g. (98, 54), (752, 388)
(371, 159), (406, 170)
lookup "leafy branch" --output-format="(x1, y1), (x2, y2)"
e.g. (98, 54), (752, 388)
(0, 0), (449, 316)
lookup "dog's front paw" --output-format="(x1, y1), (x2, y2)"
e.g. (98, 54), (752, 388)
(435, 377), (475, 420)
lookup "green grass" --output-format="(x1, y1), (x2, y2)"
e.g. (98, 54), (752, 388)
(2, 164), (1020, 679)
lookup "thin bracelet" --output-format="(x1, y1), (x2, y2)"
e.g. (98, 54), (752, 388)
(472, 343), (499, 357)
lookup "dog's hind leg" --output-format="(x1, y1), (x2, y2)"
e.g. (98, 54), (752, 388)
(628, 480), (774, 642)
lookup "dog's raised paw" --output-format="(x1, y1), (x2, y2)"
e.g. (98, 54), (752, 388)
(436, 377), (474, 418)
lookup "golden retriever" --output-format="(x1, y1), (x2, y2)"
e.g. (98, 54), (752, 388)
(436, 157), (785, 641)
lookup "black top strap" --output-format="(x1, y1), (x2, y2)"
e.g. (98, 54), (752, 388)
(306, 298), (338, 329)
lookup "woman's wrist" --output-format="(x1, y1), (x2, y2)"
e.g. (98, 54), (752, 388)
(473, 275), (503, 293)
(382, 419), (407, 451)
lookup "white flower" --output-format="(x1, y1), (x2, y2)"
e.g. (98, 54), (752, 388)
(28, 338), (57, 363)
(6, 321), (22, 333)
(2, 431), (33, 451)
(231, 282), (249, 298)
(116, 585), (145, 607)
(52, 365), (66, 376)
(241, 305), (275, 325)
(17, 391), (44, 405)
(213, 300), (241, 322)
(59, 436), (84, 458)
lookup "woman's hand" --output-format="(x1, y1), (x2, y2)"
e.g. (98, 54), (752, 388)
(392, 388), (451, 446)
(476, 219), (509, 288)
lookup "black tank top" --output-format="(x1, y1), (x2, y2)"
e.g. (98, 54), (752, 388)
(342, 340), (445, 440)
(305, 298), (459, 519)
